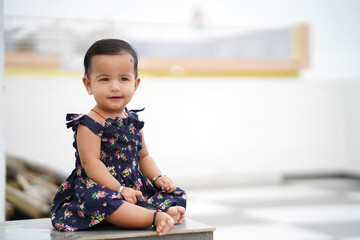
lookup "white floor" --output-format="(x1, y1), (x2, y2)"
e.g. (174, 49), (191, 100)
(185, 178), (360, 240)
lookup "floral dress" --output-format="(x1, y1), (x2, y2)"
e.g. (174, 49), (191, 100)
(50, 109), (187, 231)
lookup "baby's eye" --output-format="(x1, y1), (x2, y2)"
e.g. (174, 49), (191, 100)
(100, 77), (109, 81)
(121, 77), (129, 81)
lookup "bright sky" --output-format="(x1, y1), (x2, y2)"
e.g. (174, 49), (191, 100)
(3, 0), (308, 27)
(4, 0), (275, 42)
(5, 0), (360, 27)
(5, 0), (215, 25)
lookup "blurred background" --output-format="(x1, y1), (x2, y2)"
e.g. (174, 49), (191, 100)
(1, 0), (360, 239)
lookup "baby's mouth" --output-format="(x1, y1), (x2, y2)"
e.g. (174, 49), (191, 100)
(109, 96), (123, 100)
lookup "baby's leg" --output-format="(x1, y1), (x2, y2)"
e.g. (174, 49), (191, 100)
(106, 202), (174, 236)
(165, 206), (186, 224)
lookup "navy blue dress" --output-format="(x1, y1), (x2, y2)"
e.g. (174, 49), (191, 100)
(50, 110), (187, 231)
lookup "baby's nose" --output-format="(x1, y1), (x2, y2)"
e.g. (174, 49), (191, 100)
(110, 81), (121, 90)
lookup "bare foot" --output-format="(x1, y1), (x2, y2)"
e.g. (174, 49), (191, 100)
(165, 206), (186, 224)
(154, 212), (175, 236)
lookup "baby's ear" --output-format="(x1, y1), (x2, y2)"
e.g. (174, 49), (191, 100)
(134, 77), (141, 91)
(83, 76), (93, 95)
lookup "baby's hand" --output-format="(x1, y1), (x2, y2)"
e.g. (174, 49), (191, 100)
(121, 187), (143, 204)
(154, 176), (176, 193)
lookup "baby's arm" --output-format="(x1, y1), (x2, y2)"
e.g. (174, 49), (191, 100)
(77, 125), (142, 203)
(138, 130), (176, 193)
(77, 125), (120, 190)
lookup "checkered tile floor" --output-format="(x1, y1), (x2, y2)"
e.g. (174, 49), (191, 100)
(185, 177), (360, 240)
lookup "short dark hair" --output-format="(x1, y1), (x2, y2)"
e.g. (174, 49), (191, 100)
(84, 39), (139, 78)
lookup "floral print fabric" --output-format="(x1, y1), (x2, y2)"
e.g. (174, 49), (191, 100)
(50, 110), (187, 231)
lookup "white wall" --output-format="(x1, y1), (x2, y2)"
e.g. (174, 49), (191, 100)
(133, 77), (351, 186)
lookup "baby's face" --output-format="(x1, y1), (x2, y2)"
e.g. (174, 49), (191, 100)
(83, 53), (140, 115)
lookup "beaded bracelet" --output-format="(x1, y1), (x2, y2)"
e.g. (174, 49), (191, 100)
(151, 174), (166, 184)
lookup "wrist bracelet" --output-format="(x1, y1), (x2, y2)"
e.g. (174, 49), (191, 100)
(119, 185), (124, 193)
(151, 174), (166, 184)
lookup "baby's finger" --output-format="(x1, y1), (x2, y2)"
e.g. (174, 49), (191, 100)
(162, 184), (170, 192)
(125, 197), (135, 204)
(167, 185), (176, 193)
(135, 190), (143, 200)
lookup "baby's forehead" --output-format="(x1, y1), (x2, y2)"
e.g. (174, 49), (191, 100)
(93, 53), (133, 67)
(88, 53), (135, 75)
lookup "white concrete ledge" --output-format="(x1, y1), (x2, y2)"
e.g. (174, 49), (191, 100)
(0, 218), (215, 240)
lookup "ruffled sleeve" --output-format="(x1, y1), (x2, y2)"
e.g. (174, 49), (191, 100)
(66, 114), (85, 130)
(128, 108), (145, 130)
(66, 113), (104, 137)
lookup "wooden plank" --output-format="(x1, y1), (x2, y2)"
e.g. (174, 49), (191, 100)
(5, 185), (50, 218)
